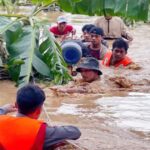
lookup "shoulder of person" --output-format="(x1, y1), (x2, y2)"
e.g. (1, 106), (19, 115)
(83, 42), (91, 47)
(66, 24), (74, 29)
(101, 44), (108, 51)
(97, 16), (105, 20)
(95, 16), (105, 22)
(113, 16), (124, 23)
(50, 25), (57, 30)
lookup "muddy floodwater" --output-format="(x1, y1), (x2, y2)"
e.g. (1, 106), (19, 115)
(0, 12), (150, 150)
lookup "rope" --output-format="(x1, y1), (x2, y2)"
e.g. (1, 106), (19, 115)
(43, 104), (52, 126)
(40, 84), (85, 149)
(43, 104), (84, 150)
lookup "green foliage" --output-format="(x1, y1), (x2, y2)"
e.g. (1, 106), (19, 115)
(0, 16), (71, 87)
(39, 26), (72, 84)
(31, 0), (55, 6)
(127, 0), (149, 21)
(6, 58), (23, 82)
(0, 0), (13, 13)
(58, 0), (150, 21)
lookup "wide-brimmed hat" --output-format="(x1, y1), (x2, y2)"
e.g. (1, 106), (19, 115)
(76, 57), (102, 75)
(57, 16), (67, 24)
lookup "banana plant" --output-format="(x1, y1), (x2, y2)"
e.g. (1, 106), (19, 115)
(0, 0), (72, 87)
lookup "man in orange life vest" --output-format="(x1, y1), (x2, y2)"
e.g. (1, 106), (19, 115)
(0, 84), (81, 150)
(102, 38), (132, 67)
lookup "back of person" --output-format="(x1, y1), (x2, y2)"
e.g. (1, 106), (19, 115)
(0, 84), (81, 150)
(0, 115), (45, 150)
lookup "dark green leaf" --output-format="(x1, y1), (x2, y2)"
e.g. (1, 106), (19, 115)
(127, 0), (149, 21)
(31, 0), (54, 6)
(32, 54), (51, 77)
(58, 0), (150, 21)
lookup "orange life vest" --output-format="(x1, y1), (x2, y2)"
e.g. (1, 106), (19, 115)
(0, 115), (46, 150)
(102, 51), (132, 67)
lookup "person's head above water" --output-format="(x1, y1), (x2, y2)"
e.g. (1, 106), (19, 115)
(16, 84), (45, 119)
(81, 24), (96, 42)
(57, 16), (67, 24)
(76, 57), (102, 82)
(56, 16), (68, 32)
(89, 27), (104, 46)
(112, 38), (129, 62)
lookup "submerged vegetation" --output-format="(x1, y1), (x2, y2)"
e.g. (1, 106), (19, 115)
(0, 0), (150, 87)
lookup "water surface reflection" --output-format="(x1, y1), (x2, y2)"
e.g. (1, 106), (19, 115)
(95, 92), (150, 133)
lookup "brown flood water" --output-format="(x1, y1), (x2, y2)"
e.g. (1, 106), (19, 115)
(0, 12), (150, 150)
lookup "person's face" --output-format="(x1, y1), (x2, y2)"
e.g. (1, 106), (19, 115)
(112, 48), (127, 62)
(58, 22), (67, 32)
(80, 68), (99, 82)
(82, 31), (91, 42)
(91, 33), (102, 45)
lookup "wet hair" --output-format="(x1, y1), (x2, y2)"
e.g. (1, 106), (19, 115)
(112, 38), (129, 52)
(17, 84), (45, 115)
(89, 27), (104, 36)
(82, 24), (95, 33)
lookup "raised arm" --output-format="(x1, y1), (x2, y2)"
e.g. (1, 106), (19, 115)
(0, 104), (17, 115)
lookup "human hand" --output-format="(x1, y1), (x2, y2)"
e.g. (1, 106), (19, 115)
(1, 104), (17, 114)
(71, 29), (76, 35)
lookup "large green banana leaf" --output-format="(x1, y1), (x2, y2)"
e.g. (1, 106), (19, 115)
(0, 16), (71, 87)
(58, 0), (150, 21)
(0, 0), (149, 21)
(31, 0), (55, 6)
(0, 0), (150, 21)
(39, 26), (72, 84)
(4, 22), (51, 86)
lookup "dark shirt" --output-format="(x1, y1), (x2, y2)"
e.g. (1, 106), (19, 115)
(86, 44), (107, 60)
(88, 47), (101, 60)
